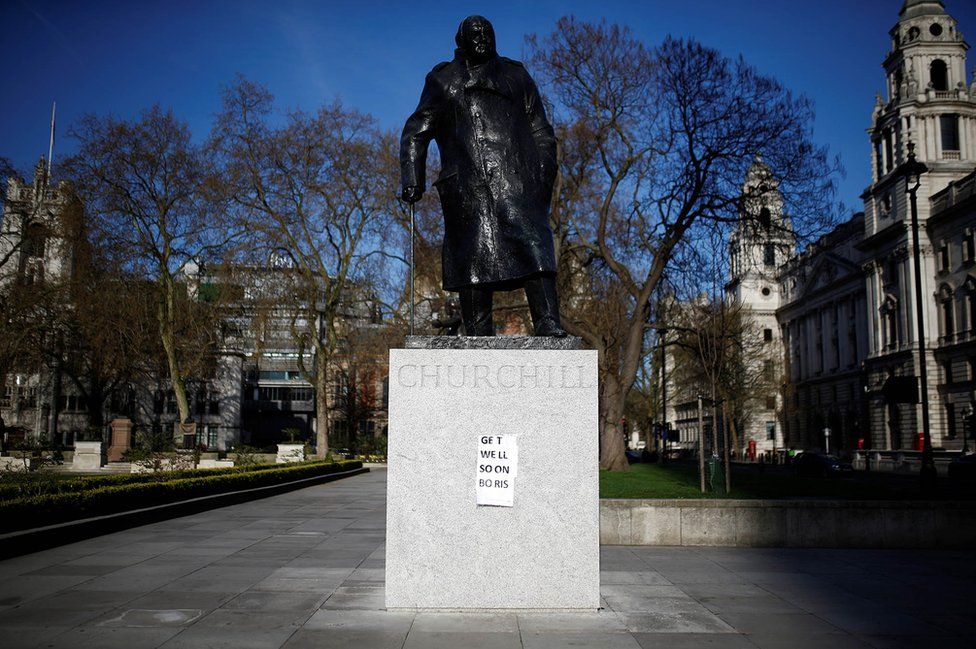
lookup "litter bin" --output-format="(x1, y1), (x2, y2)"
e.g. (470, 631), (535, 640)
(708, 455), (726, 495)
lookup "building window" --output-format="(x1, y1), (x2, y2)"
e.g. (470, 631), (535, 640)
(969, 288), (976, 333)
(885, 259), (898, 285)
(763, 328), (773, 342)
(884, 129), (894, 173)
(763, 359), (775, 381)
(940, 114), (960, 152)
(942, 360), (953, 384)
(939, 242), (950, 273)
(880, 193), (892, 218)
(763, 244), (776, 267)
(964, 231), (975, 264)
(195, 425), (219, 449)
(931, 59), (948, 91)
(765, 396), (777, 410)
(939, 285), (955, 340)
(758, 207), (771, 229)
(765, 421), (776, 441)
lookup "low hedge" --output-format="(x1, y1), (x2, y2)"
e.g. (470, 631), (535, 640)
(0, 460), (362, 533)
(0, 460), (325, 501)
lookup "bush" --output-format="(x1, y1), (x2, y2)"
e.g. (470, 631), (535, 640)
(0, 458), (343, 501)
(0, 460), (363, 533)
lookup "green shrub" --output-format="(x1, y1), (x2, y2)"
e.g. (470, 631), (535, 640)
(0, 460), (363, 533)
(0, 459), (349, 501)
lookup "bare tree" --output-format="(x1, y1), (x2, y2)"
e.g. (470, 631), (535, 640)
(527, 19), (837, 470)
(211, 78), (392, 458)
(64, 106), (233, 426)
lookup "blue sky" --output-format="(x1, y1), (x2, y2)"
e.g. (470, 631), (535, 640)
(2, 0), (974, 211)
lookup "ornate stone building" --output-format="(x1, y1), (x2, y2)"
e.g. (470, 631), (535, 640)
(778, 215), (870, 452)
(727, 159), (796, 453)
(778, 0), (976, 453)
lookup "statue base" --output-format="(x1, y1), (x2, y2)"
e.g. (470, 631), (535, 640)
(385, 339), (599, 609)
(405, 334), (584, 350)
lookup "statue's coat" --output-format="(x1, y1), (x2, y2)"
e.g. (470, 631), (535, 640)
(401, 52), (558, 290)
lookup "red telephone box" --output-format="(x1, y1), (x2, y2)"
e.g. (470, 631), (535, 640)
(747, 439), (757, 461)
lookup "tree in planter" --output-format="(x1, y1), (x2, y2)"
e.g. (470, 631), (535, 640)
(526, 19), (839, 470)
(211, 78), (391, 459)
(64, 106), (235, 430)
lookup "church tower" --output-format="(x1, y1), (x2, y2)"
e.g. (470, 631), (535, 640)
(727, 158), (796, 453)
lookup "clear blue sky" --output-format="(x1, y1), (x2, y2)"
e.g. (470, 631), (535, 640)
(2, 0), (974, 211)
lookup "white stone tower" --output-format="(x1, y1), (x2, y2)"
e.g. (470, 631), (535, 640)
(861, 0), (976, 450)
(727, 158), (796, 453)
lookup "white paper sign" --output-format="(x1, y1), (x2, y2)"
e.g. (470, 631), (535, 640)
(476, 434), (518, 507)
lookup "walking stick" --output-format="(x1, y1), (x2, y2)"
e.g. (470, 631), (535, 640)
(409, 201), (415, 336)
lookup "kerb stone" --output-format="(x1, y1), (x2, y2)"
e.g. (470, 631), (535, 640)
(386, 347), (600, 609)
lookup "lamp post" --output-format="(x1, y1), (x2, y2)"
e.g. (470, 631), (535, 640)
(658, 327), (668, 465)
(900, 141), (937, 493)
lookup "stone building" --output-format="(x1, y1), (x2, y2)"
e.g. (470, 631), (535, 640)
(777, 214), (871, 452)
(777, 0), (976, 453)
(0, 158), (83, 442)
(859, 0), (975, 451)
(726, 159), (796, 454)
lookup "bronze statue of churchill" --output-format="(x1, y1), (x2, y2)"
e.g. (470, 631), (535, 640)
(400, 15), (566, 337)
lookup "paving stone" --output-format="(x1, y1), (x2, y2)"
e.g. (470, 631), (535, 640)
(618, 611), (736, 633)
(714, 612), (843, 635)
(634, 633), (756, 648)
(303, 609), (415, 633)
(522, 632), (643, 648)
(40, 626), (181, 649)
(0, 470), (972, 649)
(402, 631), (522, 649)
(411, 612), (518, 633)
(516, 611), (629, 634)
(282, 628), (407, 649)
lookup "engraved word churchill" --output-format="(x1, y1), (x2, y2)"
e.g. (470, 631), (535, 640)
(396, 363), (593, 389)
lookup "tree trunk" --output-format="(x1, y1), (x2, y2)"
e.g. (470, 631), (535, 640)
(599, 376), (629, 471)
(158, 278), (190, 425)
(48, 337), (63, 445)
(314, 356), (330, 459)
(722, 400), (731, 492)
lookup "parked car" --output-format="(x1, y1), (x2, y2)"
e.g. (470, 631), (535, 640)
(791, 452), (847, 478)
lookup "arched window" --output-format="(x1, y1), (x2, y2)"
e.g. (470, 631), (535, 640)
(930, 59), (948, 91)
(758, 207), (772, 229)
(939, 285), (955, 340)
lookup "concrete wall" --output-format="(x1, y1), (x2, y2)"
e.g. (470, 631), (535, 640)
(600, 499), (976, 549)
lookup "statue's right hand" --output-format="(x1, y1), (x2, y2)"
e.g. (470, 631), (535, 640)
(402, 186), (423, 203)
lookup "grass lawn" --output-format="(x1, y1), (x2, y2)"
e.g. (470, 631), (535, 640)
(599, 462), (971, 500)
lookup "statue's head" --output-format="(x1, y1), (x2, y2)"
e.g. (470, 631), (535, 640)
(455, 15), (496, 64)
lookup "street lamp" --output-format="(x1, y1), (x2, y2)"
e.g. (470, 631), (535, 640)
(900, 141), (937, 493)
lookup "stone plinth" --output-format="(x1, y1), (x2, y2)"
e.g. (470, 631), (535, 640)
(108, 418), (133, 462)
(386, 342), (600, 609)
(405, 335), (584, 350)
(73, 441), (104, 470)
(276, 443), (305, 463)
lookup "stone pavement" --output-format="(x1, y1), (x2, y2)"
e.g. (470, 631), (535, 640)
(0, 469), (973, 649)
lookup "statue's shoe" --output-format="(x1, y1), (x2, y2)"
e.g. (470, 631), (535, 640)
(534, 323), (568, 338)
